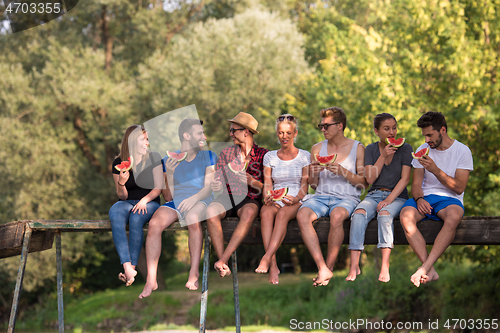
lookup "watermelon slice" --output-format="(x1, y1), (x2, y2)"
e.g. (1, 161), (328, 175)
(267, 188), (289, 201)
(385, 137), (405, 148)
(228, 160), (249, 173)
(412, 147), (430, 159)
(115, 156), (134, 172)
(166, 151), (188, 162)
(314, 153), (337, 166)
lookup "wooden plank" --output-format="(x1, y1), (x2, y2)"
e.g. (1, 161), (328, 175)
(27, 220), (187, 232)
(222, 216), (500, 246)
(0, 221), (27, 250)
(0, 221), (55, 259)
(2, 216), (500, 259)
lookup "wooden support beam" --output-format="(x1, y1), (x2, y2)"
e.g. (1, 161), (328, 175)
(2, 216), (500, 259)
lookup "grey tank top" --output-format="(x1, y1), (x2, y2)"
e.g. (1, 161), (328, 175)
(315, 139), (362, 202)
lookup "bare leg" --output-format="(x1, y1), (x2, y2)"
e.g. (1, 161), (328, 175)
(379, 248), (391, 282)
(346, 250), (361, 281)
(184, 203), (207, 290)
(255, 205), (279, 275)
(417, 205), (462, 285)
(296, 207), (333, 286)
(325, 207), (349, 272)
(206, 202), (229, 277)
(139, 207), (178, 298)
(216, 203), (259, 277)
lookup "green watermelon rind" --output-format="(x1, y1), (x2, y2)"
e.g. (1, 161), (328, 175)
(314, 153), (337, 166)
(228, 161), (249, 173)
(114, 156), (134, 172)
(385, 137), (405, 148)
(267, 188), (289, 201)
(166, 151), (188, 162)
(412, 147), (430, 159)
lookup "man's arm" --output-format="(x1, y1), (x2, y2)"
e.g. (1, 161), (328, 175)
(411, 167), (432, 215)
(308, 143), (323, 190)
(419, 155), (470, 195)
(326, 144), (368, 188)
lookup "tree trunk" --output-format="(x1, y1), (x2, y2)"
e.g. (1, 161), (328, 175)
(102, 5), (113, 71)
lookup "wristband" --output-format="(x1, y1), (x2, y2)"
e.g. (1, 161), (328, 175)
(118, 182), (125, 186)
(415, 197), (424, 203)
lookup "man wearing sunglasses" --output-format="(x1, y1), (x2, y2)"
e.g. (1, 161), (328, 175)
(297, 106), (368, 286)
(206, 112), (268, 278)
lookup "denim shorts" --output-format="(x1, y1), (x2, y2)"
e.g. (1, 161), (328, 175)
(402, 194), (464, 221)
(162, 198), (211, 225)
(299, 194), (359, 218)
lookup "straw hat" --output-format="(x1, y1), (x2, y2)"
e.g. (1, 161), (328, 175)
(227, 112), (259, 134)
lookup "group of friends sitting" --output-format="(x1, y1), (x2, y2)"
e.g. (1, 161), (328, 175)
(108, 107), (473, 299)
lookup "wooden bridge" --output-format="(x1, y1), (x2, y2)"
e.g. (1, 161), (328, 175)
(2, 216), (500, 333)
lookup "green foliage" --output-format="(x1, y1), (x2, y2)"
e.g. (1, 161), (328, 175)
(189, 249), (500, 329)
(291, 0), (500, 215)
(137, 8), (308, 147)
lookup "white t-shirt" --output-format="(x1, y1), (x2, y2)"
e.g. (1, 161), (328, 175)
(412, 140), (473, 204)
(263, 149), (311, 199)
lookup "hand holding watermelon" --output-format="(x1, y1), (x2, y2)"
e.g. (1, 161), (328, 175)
(415, 153), (438, 173)
(164, 156), (181, 174)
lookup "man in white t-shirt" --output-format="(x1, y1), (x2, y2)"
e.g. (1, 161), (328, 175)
(400, 111), (473, 287)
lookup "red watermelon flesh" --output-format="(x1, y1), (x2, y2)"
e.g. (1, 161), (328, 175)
(166, 151), (188, 162)
(314, 153), (337, 166)
(385, 137), (405, 148)
(412, 147), (430, 159)
(115, 156), (134, 172)
(228, 160), (249, 173)
(268, 188), (289, 201)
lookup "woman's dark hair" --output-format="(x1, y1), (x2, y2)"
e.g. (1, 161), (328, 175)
(373, 113), (396, 130)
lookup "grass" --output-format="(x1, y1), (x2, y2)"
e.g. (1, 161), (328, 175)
(8, 249), (500, 332)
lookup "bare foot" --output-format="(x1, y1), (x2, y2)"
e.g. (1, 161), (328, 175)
(268, 263), (280, 285)
(139, 281), (158, 299)
(185, 273), (199, 290)
(118, 272), (127, 283)
(378, 266), (390, 283)
(345, 266), (361, 281)
(124, 267), (137, 287)
(313, 267), (333, 287)
(421, 267), (439, 285)
(214, 260), (231, 278)
(410, 266), (429, 287)
(255, 256), (270, 274)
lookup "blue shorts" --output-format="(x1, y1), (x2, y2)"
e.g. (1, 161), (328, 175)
(401, 194), (464, 221)
(299, 195), (359, 218)
(162, 198), (211, 223)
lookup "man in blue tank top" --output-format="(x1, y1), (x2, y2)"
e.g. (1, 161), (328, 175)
(297, 107), (368, 287)
(139, 118), (217, 298)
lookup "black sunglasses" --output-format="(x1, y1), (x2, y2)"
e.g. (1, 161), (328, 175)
(317, 122), (341, 130)
(277, 115), (296, 122)
(229, 128), (245, 134)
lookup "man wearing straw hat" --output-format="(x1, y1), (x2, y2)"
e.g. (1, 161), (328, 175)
(206, 112), (268, 277)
